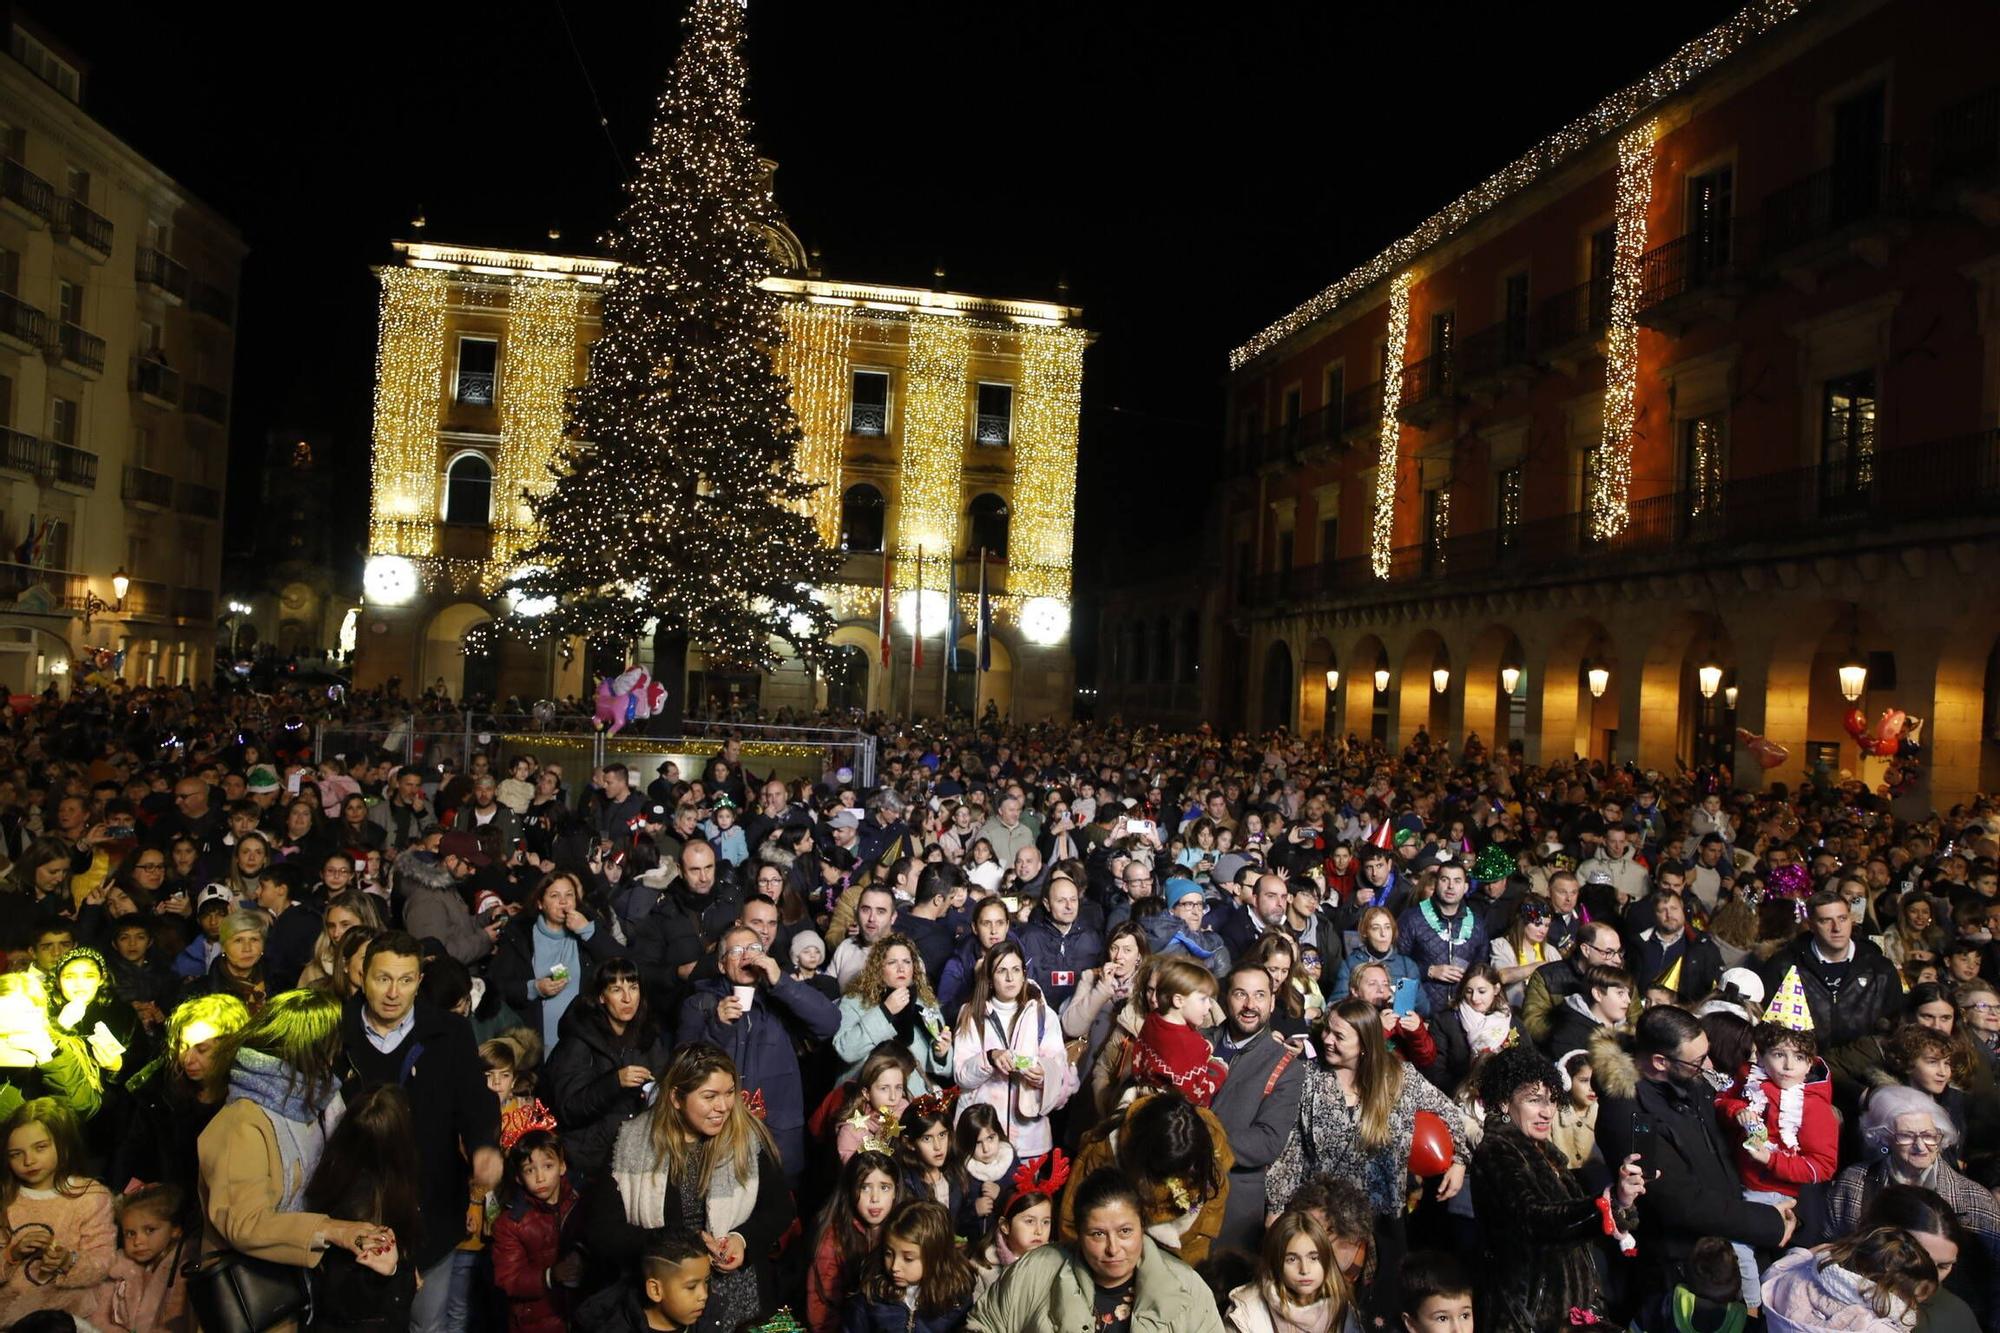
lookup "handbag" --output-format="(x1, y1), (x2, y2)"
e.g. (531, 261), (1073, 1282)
(181, 1250), (314, 1333)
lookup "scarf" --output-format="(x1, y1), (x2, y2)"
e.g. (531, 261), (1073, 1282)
(1265, 1288), (1336, 1333)
(966, 1143), (1016, 1184)
(1170, 930), (1218, 960)
(1740, 1064), (1806, 1150)
(1419, 898), (1474, 948)
(1458, 1003), (1511, 1056)
(225, 1048), (342, 1211)
(608, 1116), (758, 1236)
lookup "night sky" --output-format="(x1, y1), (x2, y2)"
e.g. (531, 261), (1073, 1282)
(39, 1), (1741, 679)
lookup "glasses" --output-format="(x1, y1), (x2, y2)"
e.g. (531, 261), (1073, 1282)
(1583, 942), (1625, 960)
(132, 861), (165, 872)
(1891, 1133), (1943, 1149)
(724, 943), (766, 958)
(1965, 1002), (2000, 1013)
(1664, 1053), (1713, 1077)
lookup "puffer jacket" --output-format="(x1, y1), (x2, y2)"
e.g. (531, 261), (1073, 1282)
(1760, 1248), (1916, 1333)
(491, 1180), (581, 1333)
(396, 852), (492, 967)
(1711, 1059), (1838, 1195)
(539, 1002), (672, 1182)
(966, 1237), (1223, 1333)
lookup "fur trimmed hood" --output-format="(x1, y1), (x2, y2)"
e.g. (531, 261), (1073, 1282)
(1589, 1029), (1640, 1101)
(758, 841), (796, 870)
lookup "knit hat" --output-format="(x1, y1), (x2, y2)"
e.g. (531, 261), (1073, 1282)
(244, 765), (281, 794)
(789, 929), (828, 967)
(1166, 877), (1205, 906)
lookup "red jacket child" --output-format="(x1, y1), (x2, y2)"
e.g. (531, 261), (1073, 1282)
(1713, 1056), (1839, 1195)
(1131, 1011), (1228, 1107)
(491, 1178), (581, 1333)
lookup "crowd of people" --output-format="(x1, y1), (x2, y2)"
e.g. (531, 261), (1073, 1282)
(0, 680), (1993, 1333)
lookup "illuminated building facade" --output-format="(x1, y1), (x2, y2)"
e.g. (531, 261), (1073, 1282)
(1205, 0), (2000, 806)
(0, 21), (242, 691)
(353, 234), (1087, 721)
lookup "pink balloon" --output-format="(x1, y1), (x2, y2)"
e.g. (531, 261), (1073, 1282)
(1748, 735), (1790, 770)
(1873, 708), (1906, 746)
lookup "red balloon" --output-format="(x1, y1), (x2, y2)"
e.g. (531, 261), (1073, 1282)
(1843, 708), (1868, 739)
(1409, 1109), (1455, 1178)
(1748, 735), (1790, 770)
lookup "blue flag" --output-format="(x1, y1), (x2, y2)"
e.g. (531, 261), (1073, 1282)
(946, 551), (962, 672)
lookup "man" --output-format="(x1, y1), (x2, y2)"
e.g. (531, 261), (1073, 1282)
(1523, 921), (1625, 1048)
(368, 768), (439, 851)
(446, 774), (518, 850)
(1578, 824), (1649, 905)
(253, 861), (322, 992)
(592, 764), (645, 844)
(976, 793), (1036, 867)
(1631, 889), (1722, 1006)
(1350, 844), (1404, 917)
(1104, 857), (1155, 933)
(855, 790), (911, 870)
(1757, 890), (1901, 1045)
(29, 923), (75, 991)
(399, 831), (502, 966)
(1019, 875), (1101, 1009)
(1217, 872), (1291, 957)
(1205, 963), (1306, 1252)
(150, 777), (223, 851)
(1009, 844), (1051, 900)
(1150, 879), (1233, 981)
(1595, 1006), (1791, 1318)
(1542, 962), (1634, 1057)
(1543, 869), (1585, 954)
(340, 931), (501, 1333)
(830, 886), (899, 986)
(244, 764), (284, 818)
(740, 778), (793, 861)
(896, 864), (959, 985)
(1397, 861), (1489, 1013)
(676, 923), (838, 1185)
(1283, 874), (1340, 955)
(1685, 834), (1733, 914)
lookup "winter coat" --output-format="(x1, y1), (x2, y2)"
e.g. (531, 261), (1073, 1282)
(1396, 902), (1490, 1014)
(1329, 946), (1432, 1017)
(540, 1002), (672, 1182)
(1711, 1060), (1839, 1196)
(491, 1180), (581, 1333)
(843, 1290), (973, 1333)
(396, 852), (493, 967)
(897, 910), (958, 993)
(366, 795), (437, 849)
(1827, 1158), (2000, 1328)
(1470, 1116), (1626, 1333)
(1522, 955), (1590, 1048)
(1543, 995), (1617, 1068)
(487, 905), (630, 1037)
(967, 1237), (1224, 1333)
(1017, 915), (1102, 1011)
(952, 989), (1076, 1159)
(1208, 1026), (1307, 1252)
(1223, 1281), (1358, 1333)
(1632, 928), (1725, 1004)
(937, 931), (1016, 1023)
(832, 993), (952, 1095)
(1266, 1058), (1468, 1217)
(1760, 1248), (1916, 1333)
(1059, 1095), (1234, 1268)
(1577, 846), (1650, 902)
(1756, 938), (1902, 1047)
(1428, 1005), (1522, 1092)
(677, 974), (840, 1176)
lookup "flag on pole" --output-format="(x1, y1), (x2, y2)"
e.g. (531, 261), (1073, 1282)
(877, 549), (892, 667)
(946, 552), (962, 672)
(911, 546), (924, 672)
(976, 549), (992, 672)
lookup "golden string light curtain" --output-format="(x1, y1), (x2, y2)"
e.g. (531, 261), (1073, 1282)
(1008, 324), (1085, 602)
(777, 302), (854, 547)
(369, 268), (448, 559)
(894, 311), (972, 592)
(1592, 118), (1657, 541)
(488, 278), (582, 588)
(1371, 273), (1412, 579)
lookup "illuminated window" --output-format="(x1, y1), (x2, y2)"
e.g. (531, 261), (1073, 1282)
(850, 370), (889, 436)
(48, 395), (77, 446)
(1682, 415), (1726, 538)
(974, 382), (1013, 447)
(442, 452), (492, 526)
(454, 338), (498, 407)
(1821, 371), (1876, 516)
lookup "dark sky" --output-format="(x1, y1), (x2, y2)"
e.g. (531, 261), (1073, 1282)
(40, 0), (1740, 674)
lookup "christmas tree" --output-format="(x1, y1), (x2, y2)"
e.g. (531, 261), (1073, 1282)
(497, 0), (838, 697)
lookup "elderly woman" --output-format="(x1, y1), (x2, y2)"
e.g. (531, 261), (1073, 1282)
(111, 992), (251, 1234)
(186, 908), (271, 1013)
(831, 933), (952, 1095)
(1828, 1086), (2000, 1327)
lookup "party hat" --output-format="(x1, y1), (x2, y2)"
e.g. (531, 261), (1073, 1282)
(1654, 955), (1683, 997)
(1764, 966), (1815, 1032)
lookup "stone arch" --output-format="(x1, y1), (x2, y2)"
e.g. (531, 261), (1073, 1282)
(1632, 610), (1717, 774)
(827, 622), (881, 713)
(1397, 629), (1449, 746)
(420, 601), (494, 702)
(441, 450), (493, 526)
(1542, 616), (1616, 763)
(1346, 632), (1391, 745)
(1464, 622), (1525, 753)
(1261, 639), (1294, 732)
(1301, 635), (1336, 738)
(0, 620), (73, 695)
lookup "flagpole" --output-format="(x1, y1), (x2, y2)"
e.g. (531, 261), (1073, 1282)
(908, 546), (921, 720)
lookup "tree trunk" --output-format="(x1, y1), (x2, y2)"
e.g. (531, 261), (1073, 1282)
(651, 631), (689, 735)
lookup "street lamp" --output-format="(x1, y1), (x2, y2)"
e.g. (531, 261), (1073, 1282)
(1323, 668), (1339, 691)
(1838, 602), (1867, 701)
(1587, 662), (1610, 699)
(1431, 666), (1450, 693)
(1500, 665), (1521, 695)
(111, 567), (129, 609)
(80, 589), (107, 630)
(1725, 684), (1739, 709)
(227, 600), (252, 658)
(1373, 667), (1390, 693)
(1697, 663), (1723, 699)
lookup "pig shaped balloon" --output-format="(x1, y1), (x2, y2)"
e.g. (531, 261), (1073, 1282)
(595, 666), (666, 735)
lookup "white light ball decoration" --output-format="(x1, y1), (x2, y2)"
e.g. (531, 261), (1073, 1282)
(1021, 597), (1071, 646)
(507, 566), (555, 618)
(363, 556), (418, 606)
(896, 588), (951, 635)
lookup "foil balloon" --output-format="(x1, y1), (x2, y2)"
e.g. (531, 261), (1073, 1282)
(1843, 708), (1868, 740)
(1735, 727), (1790, 770)
(594, 667), (665, 736)
(1872, 708), (1906, 747)
(1409, 1109), (1454, 1178)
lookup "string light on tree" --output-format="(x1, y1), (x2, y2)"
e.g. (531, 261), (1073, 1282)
(1371, 273), (1411, 579)
(1592, 118), (1656, 541)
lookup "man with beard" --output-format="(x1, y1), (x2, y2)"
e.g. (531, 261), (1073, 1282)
(1205, 963), (1305, 1252)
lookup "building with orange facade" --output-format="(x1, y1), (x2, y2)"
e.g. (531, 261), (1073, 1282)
(1175, 0), (2000, 805)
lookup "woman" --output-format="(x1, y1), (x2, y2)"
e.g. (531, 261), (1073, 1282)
(832, 934), (953, 1094)
(162, 834), (205, 903)
(969, 1165), (1223, 1333)
(1469, 1044), (1644, 1332)
(1958, 979), (1999, 1072)
(1038, 801), (1083, 865)
(297, 891), (386, 993)
(4, 835), (74, 912)
(1827, 1086), (2000, 1327)
(1760, 1227), (1939, 1333)
(274, 798), (334, 870)
(541, 957), (673, 1180)
(1875, 893), (1946, 971)
(952, 940), (1076, 1161)
(1063, 1091), (1233, 1268)
(112, 993), (251, 1233)
(1242, 933), (1310, 1039)
(223, 830), (275, 904)
(582, 1044), (793, 1333)
(488, 870), (629, 1051)
(1331, 908), (1430, 1015)
(938, 898), (1015, 1023)
(300, 1085), (421, 1331)
(187, 908), (271, 1013)
(1266, 999), (1469, 1282)
(1086, 956), (1161, 1123)
(194, 990), (382, 1333)
(337, 794), (386, 854)
(1062, 922), (1149, 1074)
(1490, 897), (1554, 1010)
(1858, 1184), (1984, 1333)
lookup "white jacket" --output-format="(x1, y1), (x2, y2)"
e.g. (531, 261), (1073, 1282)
(952, 991), (1075, 1158)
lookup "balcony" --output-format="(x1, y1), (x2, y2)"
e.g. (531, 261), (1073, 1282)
(46, 442), (98, 490)
(1454, 318), (1534, 403)
(974, 412), (1011, 447)
(438, 524), (493, 561)
(135, 248), (189, 302)
(173, 586), (215, 621)
(188, 280), (234, 328)
(52, 322), (105, 376)
(0, 291), (48, 354)
(1533, 279), (1609, 374)
(1934, 85), (2000, 222)
(849, 402), (887, 437)
(176, 480), (223, 519)
(122, 465), (175, 509)
(123, 579), (170, 618)
(454, 370), (494, 407)
(1235, 399), (1351, 475)
(1760, 144), (1915, 285)
(1396, 353), (1453, 428)
(0, 429), (42, 477)
(0, 562), (85, 613)
(1341, 381), (1384, 442)
(55, 197), (112, 261)
(132, 356), (181, 406)
(0, 159), (52, 225)
(1637, 222), (1750, 335)
(185, 383), (229, 424)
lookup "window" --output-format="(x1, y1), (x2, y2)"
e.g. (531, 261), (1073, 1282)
(1831, 83), (1888, 226)
(968, 493), (1009, 559)
(839, 483), (885, 553)
(1423, 488), (1450, 575)
(454, 338), (498, 407)
(1503, 273), (1530, 359)
(1282, 387), (1302, 424)
(1588, 226), (1614, 324)
(974, 382), (1012, 447)
(1323, 365), (1345, 415)
(1153, 619), (1171, 684)
(133, 424), (154, 468)
(10, 27), (79, 102)
(0, 374), (11, 426)
(1688, 166), (1734, 271)
(64, 167), (87, 203)
(442, 452), (493, 525)
(1238, 404), (1261, 447)
(39, 517), (67, 570)
(1578, 446), (1601, 540)
(1430, 311), (1455, 384)
(138, 319), (162, 355)
(1276, 528), (1294, 576)
(48, 396), (77, 446)
(56, 280), (81, 326)
(850, 370), (889, 436)
(1821, 371), (1877, 515)
(1682, 414), (1727, 537)
(1319, 515), (1339, 565)
(0, 247), (17, 297)
(1497, 465), (1523, 553)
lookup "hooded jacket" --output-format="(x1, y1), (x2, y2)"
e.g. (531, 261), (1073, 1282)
(967, 1235), (1224, 1333)
(1760, 1248), (1916, 1333)
(1712, 1058), (1838, 1196)
(491, 1178), (581, 1333)
(395, 852), (492, 967)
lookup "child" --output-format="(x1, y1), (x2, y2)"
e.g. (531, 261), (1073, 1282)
(1713, 1016), (1836, 1313)
(1400, 1250), (1475, 1333)
(837, 1046), (915, 1162)
(1225, 1210), (1352, 1333)
(899, 1094), (967, 1226)
(0, 1098), (115, 1327)
(1297, 945), (1327, 1022)
(1661, 1236), (1752, 1333)
(1551, 1050), (1598, 1171)
(483, 1029), (559, 1149)
(968, 1186), (1056, 1299)
(301, 1084), (419, 1330)
(1242, 811), (1268, 850)
(845, 1199), (976, 1333)
(573, 1226), (713, 1333)
(954, 1103), (1015, 1236)
(703, 797), (749, 868)
(1760, 1227), (1938, 1333)
(808, 1150), (906, 1333)
(1130, 955), (1228, 1106)
(97, 1182), (185, 1333)
(492, 1128), (581, 1333)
